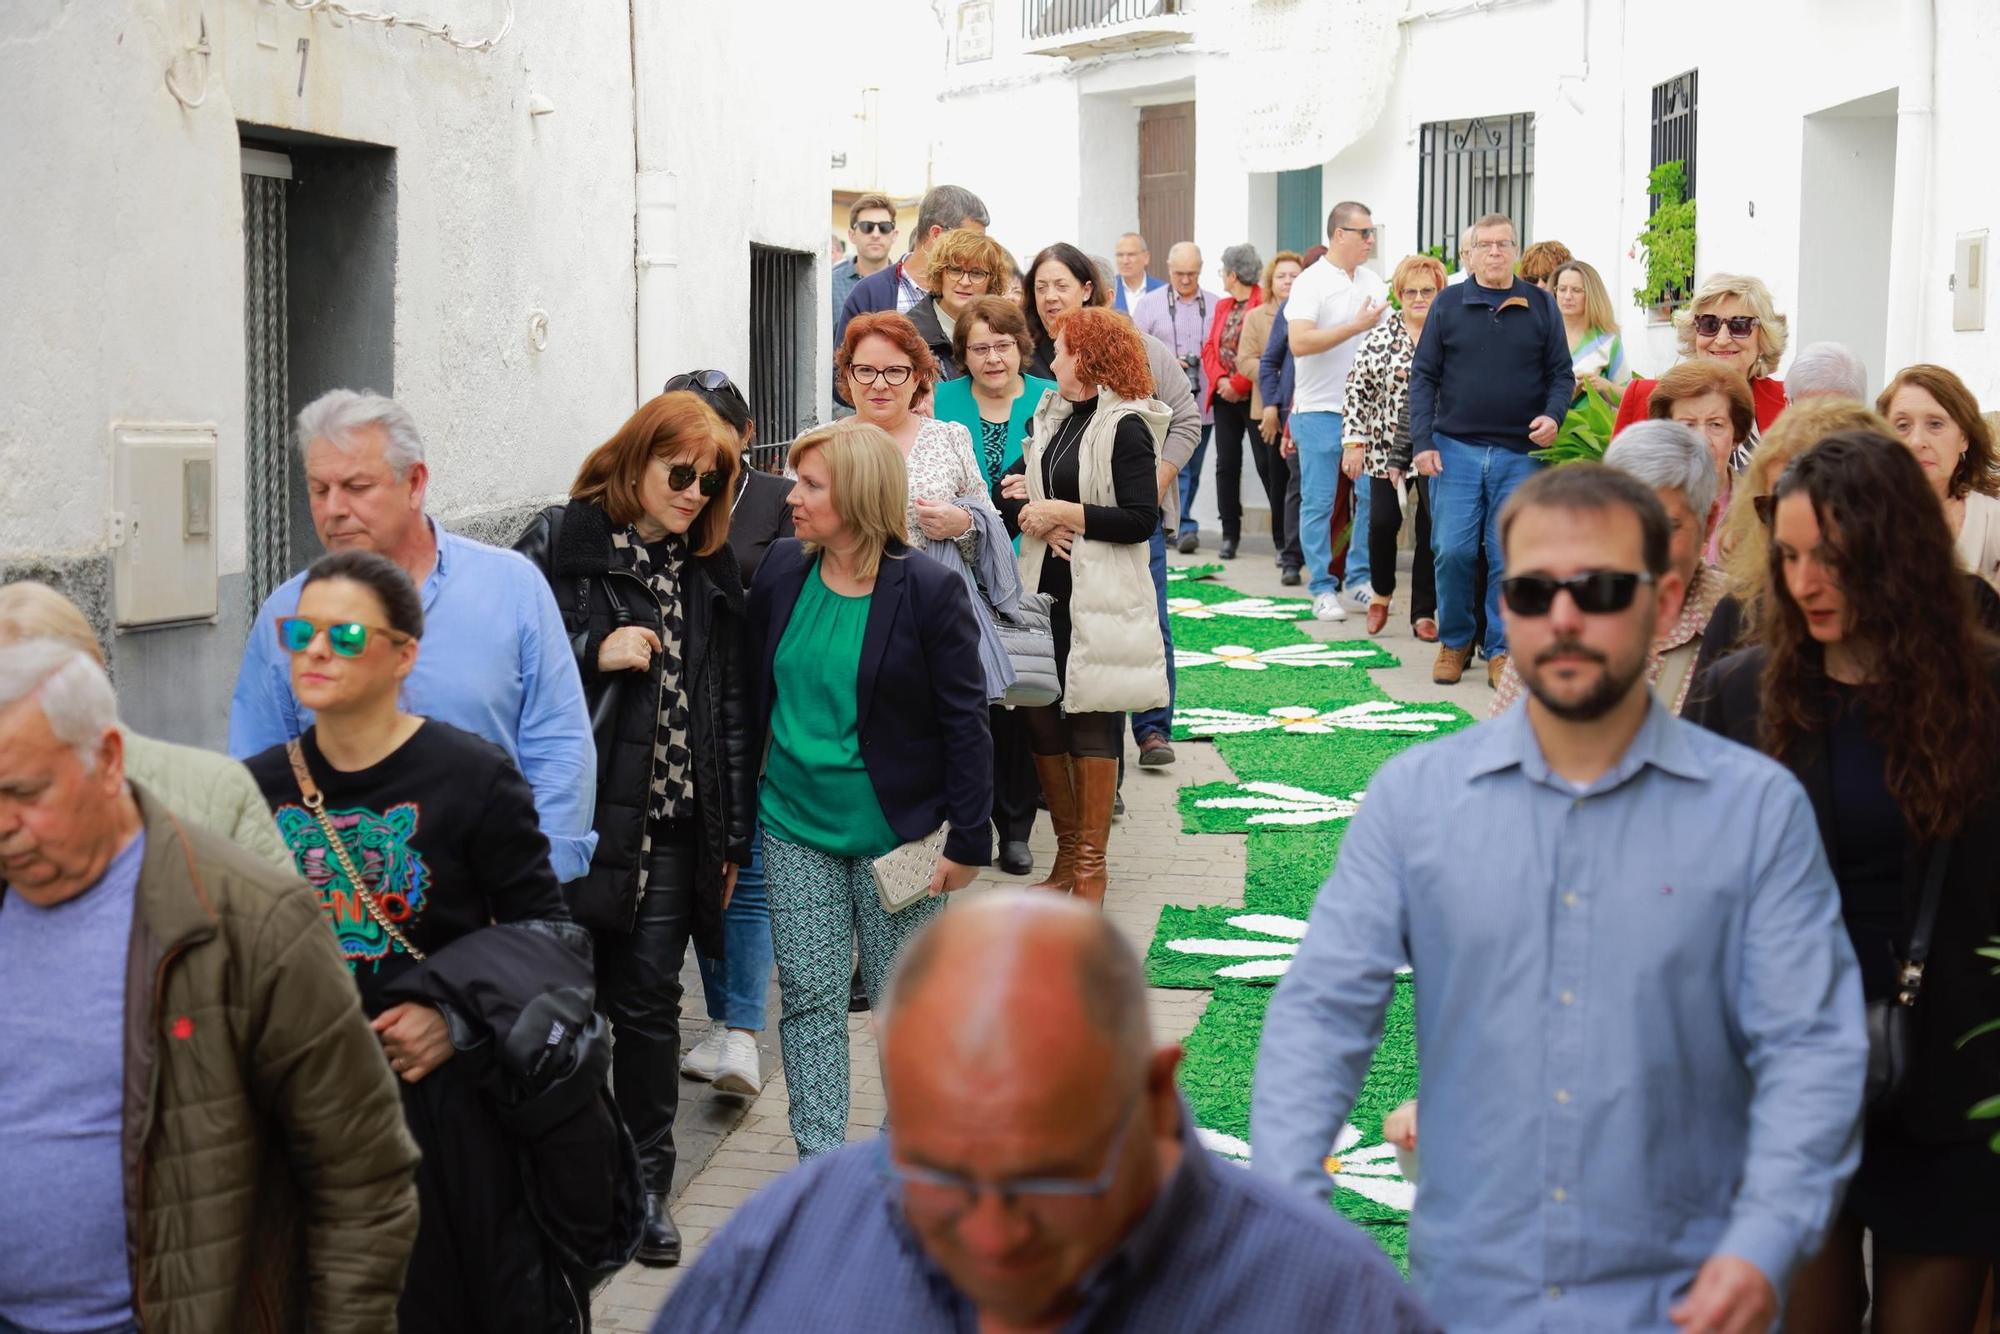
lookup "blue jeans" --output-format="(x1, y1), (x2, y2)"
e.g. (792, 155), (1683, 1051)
(0, 1319), (136, 1334)
(1175, 424), (1214, 537)
(1347, 465), (1372, 596)
(1130, 527), (1176, 742)
(695, 826), (772, 1030)
(1292, 411), (1344, 596)
(1430, 432), (1543, 659)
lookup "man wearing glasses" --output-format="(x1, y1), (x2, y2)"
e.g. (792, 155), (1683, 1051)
(833, 194), (898, 336)
(228, 388), (598, 881)
(1254, 465), (1866, 1334)
(655, 892), (1437, 1333)
(1132, 242), (1221, 556)
(1407, 211), (1575, 688)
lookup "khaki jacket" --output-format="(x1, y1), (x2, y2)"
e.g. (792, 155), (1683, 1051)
(121, 728), (291, 873)
(120, 784), (419, 1332)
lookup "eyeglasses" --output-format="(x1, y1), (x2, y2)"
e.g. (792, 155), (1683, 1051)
(1499, 570), (1654, 616)
(944, 266), (992, 284)
(1472, 239), (1516, 253)
(276, 616), (409, 657)
(1692, 313), (1761, 339)
(853, 220), (896, 235)
(659, 460), (725, 496)
(849, 363), (914, 386)
(1335, 226), (1378, 240)
(1400, 286), (1438, 301)
(965, 341), (1016, 361)
(880, 1104), (1135, 1221)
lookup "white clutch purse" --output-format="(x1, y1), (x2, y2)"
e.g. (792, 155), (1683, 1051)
(872, 824), (949, 914)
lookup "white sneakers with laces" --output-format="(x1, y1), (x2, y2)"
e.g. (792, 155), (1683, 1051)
(1313, 592), (1348, 622)
(713, 1030), (763, 1097)
(679, 1020), (729, 1081)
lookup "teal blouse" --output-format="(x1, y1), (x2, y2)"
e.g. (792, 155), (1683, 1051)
(931, 375), (1057, 488)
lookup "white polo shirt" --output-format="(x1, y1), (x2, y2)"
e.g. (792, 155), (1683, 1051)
(1283, 258), (1389, 415)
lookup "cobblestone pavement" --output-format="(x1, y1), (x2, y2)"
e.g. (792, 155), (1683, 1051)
(593, 533), (1466, 1329)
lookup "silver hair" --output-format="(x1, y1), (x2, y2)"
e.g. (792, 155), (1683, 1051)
(1786, 341), (1869, 401)
(295, 388), (426, 478)
(1221, 243), (1262, 287)
(0, 640), (118, 773)
(1604, 419), (1719, 524)
(915, 184), (989, 237)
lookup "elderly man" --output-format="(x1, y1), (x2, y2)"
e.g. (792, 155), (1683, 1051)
(1255, 465), (1866, 1333)
(657, 892), (1437, 1332)
(1134, 241), (1223, 554)
(1112, 230), (1166, 314)
(1408, 211), (1575, 687)
(1490, 420), (1726, 715)
(229, 389), (598, 880)
(0, 640), (419, 1333)
(1786, 341), (1869, 402)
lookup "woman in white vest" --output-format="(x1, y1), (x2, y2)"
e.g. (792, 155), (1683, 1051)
(997, 306), (1171, 905)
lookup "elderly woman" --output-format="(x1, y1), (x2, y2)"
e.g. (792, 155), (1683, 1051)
(663, 368), (794, 584)
(1341, 253), (1444, 637)
(1879, 364), (2000, 589)
(513, 391), (755, 1263)
(1645, 361), (1756, 552)
(997, 307), (1169, 906)
(1199, 243), (1264, 560)
(908, 227), (1007, 381)
(748, 420), (992, 1158)
(1237, 250), (1303, 562)
(1615, 273), (1790, 449)
(1552, 259), (1631, 406)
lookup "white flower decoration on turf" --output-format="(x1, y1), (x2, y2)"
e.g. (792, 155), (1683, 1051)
(1162, 913), (1307, 979)
(1194, 780), (1363, 826)
(1174, 642), (1380, 671)
(1196, 1124), (1414, 1212)
(1179, 702), (1458, 737)
(1167, 596), (1313, 621)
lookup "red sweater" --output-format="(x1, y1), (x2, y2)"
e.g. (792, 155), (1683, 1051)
(1201, 287), (1262, 410)
(1614, 373), (1789, 436)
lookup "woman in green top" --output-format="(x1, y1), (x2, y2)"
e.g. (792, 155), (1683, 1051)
(1553, 259), (1633, 407)
(747, 419), (994, 1159)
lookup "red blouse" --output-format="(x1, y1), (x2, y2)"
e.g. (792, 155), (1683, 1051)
(1614, 373), (1789, 437)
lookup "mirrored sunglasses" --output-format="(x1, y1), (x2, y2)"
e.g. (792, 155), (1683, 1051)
(276, 616), (405, 657)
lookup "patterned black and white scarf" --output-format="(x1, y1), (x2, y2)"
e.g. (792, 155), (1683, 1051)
(610, 529), (693, 838)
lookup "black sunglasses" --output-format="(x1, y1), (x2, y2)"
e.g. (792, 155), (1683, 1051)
(852, 220), (896, 235)
(660, 460), (726, 496)
(1692, 313), (1760, 339)
(665, 369), (736, 396)
(1500, 570), (1653, 617)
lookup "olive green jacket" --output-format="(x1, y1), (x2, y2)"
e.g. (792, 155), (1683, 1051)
(120, 728), (291, 873)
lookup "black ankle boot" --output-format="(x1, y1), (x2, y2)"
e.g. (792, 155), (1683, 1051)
(637, 1191), (682, 1268)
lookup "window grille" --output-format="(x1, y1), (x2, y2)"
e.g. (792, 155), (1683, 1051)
(1413, 113), (1535, 262)
(749, 244), (813, 474)
(242, 171), (291, 615)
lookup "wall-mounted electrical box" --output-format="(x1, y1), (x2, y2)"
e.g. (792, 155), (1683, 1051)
(1955, 230), (1988, 332)
(111, 422), (219, 628)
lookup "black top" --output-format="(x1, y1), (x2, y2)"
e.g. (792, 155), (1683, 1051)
(247, 720), (567, 1015)
(998, 394), (1160, 576)
(1824, 684), (1909, 1001)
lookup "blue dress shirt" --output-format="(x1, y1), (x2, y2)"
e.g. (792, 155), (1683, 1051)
(228, 520), (599, 882)
(653, 1103), (1437, 1333)
(1252, 700), (1867, 1332)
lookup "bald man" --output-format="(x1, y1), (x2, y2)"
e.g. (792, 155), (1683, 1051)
(655, 893), (1436, 1333)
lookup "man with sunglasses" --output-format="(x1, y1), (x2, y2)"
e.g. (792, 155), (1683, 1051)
(1254, 464), (1867, 1334)
(833, 193), (899, 335)
(655, 893), (1437, 1333)
(229, 389), (599, 882)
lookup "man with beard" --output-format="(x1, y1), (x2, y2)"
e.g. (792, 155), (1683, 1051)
(1251, 465), (1867, 1334)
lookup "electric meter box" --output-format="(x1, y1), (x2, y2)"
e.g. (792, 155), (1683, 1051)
(111, 422), (219, 628)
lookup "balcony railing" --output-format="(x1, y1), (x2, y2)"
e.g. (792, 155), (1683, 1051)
(1022, 0), (1194, 56)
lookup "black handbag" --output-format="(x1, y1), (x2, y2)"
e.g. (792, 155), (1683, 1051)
(1865, 840), (1951, 1116)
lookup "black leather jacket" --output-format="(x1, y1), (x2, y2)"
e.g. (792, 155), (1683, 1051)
(514, 500), (755, 950)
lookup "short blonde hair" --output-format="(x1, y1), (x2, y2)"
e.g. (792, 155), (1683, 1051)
(0, 581), (104, 665)
(1674, 273), (1789, 379)
(925, 229), (1007, 299)
(1717, 398), (1892, 598)
(787, 419), (909, 581)
(1390, 254), (1447, 299)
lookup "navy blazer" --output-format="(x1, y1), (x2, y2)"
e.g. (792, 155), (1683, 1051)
(749, 538), (994, 867)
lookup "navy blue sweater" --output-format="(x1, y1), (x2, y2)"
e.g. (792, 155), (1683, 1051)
(1407, 277), (1574, 454)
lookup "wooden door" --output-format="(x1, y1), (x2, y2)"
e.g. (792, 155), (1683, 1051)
(1138, 102), (1195, 281)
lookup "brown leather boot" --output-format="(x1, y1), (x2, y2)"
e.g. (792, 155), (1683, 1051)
(1029, 754), (1081, 893)
(1070, 757), (1120, 906)
(1432, 643), (1473, 685)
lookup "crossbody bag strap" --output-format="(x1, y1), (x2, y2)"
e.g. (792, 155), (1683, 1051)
(1894, 839), (1952, 1006)
(285, 739), (427, 962)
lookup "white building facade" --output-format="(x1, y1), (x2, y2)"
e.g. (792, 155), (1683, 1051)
(0, 0), (834, 745)
(936, 0), (1998, 524)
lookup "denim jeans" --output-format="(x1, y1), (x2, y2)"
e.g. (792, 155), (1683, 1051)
(0, 1316), (138, 1334)
(1281, 428), (1303, 571)
(1130, 526), (1177, 742)
(695, 826), (772, 1031)
(1347, 464), (1373, 596)
(1430, 432), (1543, 659)
(1175, 424), (1214, 538)
(1292, 411), (1344, 596)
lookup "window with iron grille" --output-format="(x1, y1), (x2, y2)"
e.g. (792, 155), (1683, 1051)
(749, 244), (813, 471)
(1648, 70), (1698, 311)
(1414, 114), (1534, 263)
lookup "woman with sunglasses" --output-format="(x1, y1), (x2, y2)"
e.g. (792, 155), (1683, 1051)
(1686, 433), (2000, 1334)
(244, 549), (583, 1328)
(665, 367), (795, 584)
(908, 227), (1008, 381)
(514, 391), (755, 1267)
(1614, 273), (1790, 460)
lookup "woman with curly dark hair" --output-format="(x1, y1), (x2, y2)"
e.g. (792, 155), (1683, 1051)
(1686, 431), (2000, 1333)
(996, 306), (1170, 905)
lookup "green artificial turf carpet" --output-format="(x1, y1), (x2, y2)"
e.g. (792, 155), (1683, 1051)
(1149, 566), (1476, 1267)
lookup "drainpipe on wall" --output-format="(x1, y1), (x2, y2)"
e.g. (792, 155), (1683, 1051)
(631, 0), (677, 406)
(1883, 0), (1934, 372)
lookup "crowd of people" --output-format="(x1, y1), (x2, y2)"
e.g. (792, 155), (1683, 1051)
(5, 174), (2000, 1334)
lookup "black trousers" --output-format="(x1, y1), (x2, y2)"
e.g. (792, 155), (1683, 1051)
(1281, 427), (1303, 571)
(1212, 396), (1252, 541)
(1367, 474), (1436, 621)
(596, 835), (696, 1194)
(991, 704), (1038, 843)
(1247, 412), (1288, 557)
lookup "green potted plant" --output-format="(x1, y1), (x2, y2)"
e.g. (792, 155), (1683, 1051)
(1632, 160), (1696, 323)
(1529, 387), (1619, 467)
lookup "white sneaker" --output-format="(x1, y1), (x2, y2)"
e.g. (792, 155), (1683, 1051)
(1341, 585), (1376, 611)
(712, 1030), (763, 1097)
(679, 1021), (728, 1081)
(1313, 593), (1348, 622)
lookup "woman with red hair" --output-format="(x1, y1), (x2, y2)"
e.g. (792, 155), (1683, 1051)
(996, 307), (1170, 905)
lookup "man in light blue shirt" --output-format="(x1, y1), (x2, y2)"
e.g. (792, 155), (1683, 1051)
(229, 389), (597, 881)
(1253, 464), (1867, 1333)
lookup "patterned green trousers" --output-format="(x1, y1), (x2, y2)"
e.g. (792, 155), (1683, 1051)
(763, 830), (945, 1158)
